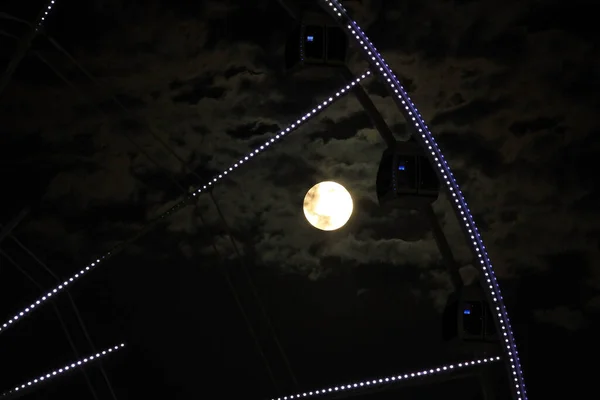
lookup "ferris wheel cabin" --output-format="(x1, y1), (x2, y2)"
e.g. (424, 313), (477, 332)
(285, 10), (348, 70)
(376, 137), (441, 210)
(443, 285), (499, 345)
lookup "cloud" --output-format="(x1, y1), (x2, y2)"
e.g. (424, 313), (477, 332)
(43, 153), (139, 208)
(534, 306), (586, 331)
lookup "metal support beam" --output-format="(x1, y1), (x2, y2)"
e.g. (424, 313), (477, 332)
(339, 67), (396, 148)
(0, 250), (101, 400)
(0, 4), (48, 99)
(0, 208), (29, 245)
(0, 27), (37, 98)
(424, 204), (464, 291)
(6, 235), (120, 400)
(275, 0), (301, 20)
(478, 363), (500, 400)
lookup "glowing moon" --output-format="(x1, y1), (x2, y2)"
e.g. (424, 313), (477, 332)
(303, 181), (353, 231)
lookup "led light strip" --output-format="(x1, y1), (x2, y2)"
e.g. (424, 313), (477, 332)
(0, 71), (372, 336)
(0, 343), (125, 398)
(269, 356), (502, 400)
(319, 1), (527, 399)
(36, 0), (57, 30)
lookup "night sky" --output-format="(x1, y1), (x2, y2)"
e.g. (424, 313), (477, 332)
(0, 0), (599, 399)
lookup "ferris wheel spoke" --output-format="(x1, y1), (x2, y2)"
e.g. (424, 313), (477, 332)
(0, 71), (372, 337)
(0, 343), (126, 400)
(270, 355), (502, 400)
(36, 1), (58, 30)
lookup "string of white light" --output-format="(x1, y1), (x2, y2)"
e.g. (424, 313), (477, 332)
(318, 1), (528, 399)
(0, 70), (372, 336)
(0, 343), (125, 398)
(270, 356), (502, 400)
(36, 0), (57, 30)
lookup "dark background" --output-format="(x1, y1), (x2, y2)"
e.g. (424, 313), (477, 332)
(1, 0), (599, 399)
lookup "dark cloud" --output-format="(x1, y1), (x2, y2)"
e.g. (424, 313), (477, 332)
(456, 23), (527, 62)
(534, 306), (586, 331)
(171, 76), (226, 104)
(267, 153), (319, 188)
(518, 0), (600, 40)
(226, 121), (281, 140)
(364, 79), (392, 98)
(309, 112), (371, 142)
(431, 98), (509, 126)
(508, 116), (563, 137)
(435, 130), (504, 178)
(104, 93), (146, 109)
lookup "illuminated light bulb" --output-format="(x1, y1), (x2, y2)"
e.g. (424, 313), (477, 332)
(1, 343), (126, 396)
(268, 357), (502, 400)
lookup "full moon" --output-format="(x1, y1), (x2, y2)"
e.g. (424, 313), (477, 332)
(303, 181), (353, 231)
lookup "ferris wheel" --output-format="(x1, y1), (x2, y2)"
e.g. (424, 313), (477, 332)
(0, 1), (528, 399)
